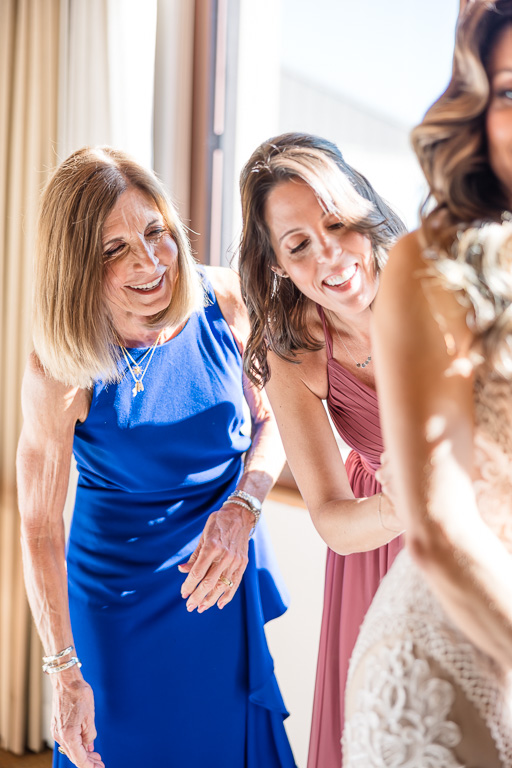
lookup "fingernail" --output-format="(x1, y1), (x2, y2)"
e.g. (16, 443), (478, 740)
(187, 603), (195, 612)
(198, 604), (207, 613)
(177, 565), (185, 571)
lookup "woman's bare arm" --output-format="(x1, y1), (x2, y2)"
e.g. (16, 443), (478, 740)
(264, 346), (403, 555)
(17, 353), (102, 767)
(374, 231), (512, 670)
(179, 267), (286, 610)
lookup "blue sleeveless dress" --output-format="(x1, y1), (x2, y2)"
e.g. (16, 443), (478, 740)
(55, 272), (295, 768)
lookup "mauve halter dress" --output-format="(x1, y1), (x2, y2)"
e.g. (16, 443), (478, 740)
(307, 307), (403, 768)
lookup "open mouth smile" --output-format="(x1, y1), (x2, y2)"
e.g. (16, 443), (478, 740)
(323, 264), (358, 288)
(127, 274), (165, 292)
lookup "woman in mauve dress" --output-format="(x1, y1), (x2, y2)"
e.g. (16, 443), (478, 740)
(238, 132), (405, 768)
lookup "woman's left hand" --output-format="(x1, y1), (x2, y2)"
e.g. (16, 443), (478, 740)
(178, 502), (254, 612)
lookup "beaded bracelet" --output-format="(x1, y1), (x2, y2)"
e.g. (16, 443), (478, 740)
(223, 495), (261, 538)
(223, 498), (253, 514)
(228, 493), (261, 528)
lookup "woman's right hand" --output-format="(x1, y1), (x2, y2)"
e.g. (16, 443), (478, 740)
(52, 679), (104, 767)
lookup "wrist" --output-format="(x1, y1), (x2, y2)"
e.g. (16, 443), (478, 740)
(221, 499), (255, 527)
(225, 490), (262, 536)
(377, 493), (403, 534)
(42, 643), (82, 681)
(50, 664), (85, 690)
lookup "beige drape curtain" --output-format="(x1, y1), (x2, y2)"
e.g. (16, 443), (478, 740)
(0, 0), (60, 754)
(1, 0), (158, 754)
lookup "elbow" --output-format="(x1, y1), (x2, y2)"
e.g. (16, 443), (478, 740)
(309, 506), (355, 556)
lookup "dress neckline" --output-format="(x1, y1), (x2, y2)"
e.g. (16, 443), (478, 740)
(122, 318), (191, 353)
(317, 304), (377, 395)
(327, 356), (377, 395)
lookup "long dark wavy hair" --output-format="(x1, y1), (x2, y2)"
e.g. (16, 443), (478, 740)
(238, 132), (406, 387)
(413, 0), (512, 377)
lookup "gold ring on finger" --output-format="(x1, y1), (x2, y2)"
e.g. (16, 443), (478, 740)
(219, 575), (234, 588)
(58, 746), (66, 756)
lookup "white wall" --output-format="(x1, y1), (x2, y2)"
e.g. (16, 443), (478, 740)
(278, 69), (426, 231)
(264, 500), (326, 768)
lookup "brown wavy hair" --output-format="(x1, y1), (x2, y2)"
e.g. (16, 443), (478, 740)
(413, 0), (512, 237)
(412, 0), (512, 376)
(33, 146), (202, 388)
(238, 132), (406, 387)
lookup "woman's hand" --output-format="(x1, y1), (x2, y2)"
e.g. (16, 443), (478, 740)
(376, 452), (405, 534)
(52, 679), (104, 767)
(178, 502), (254, 612)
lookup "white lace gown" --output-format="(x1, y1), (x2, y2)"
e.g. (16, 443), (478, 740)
(343, 372), (512, 768)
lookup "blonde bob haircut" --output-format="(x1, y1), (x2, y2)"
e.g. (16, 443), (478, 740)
(238, 133), (406, 387)
(33, 146), (202, 388)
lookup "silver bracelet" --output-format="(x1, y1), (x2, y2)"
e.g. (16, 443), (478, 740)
(223, 496), (261, 537)
(223, 498), (253, 514)
(377, 492), (403, 534)
(228, 490), (262, 515)
(43, 656), (82, 675)
(42, 645), (74, 664)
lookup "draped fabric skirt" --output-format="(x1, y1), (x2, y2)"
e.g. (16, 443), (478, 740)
(307, 451), (403, 768)
(54, 491), (296, 768)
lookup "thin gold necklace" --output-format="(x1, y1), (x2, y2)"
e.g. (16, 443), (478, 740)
(326, 310), (372, 369)
(120, 330), (163, 397)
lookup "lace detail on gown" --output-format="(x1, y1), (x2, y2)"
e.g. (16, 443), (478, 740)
(344, 639), (463, 767)
(343, 373), (512, 767)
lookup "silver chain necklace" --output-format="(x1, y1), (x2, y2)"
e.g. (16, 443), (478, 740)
(120, 330), (163, 397)
(326, 310), (372, 369)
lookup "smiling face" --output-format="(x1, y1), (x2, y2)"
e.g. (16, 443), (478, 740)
(101, 186), (179, 332)
(264, 179), (377, 318)
(486, 24), (512, 204)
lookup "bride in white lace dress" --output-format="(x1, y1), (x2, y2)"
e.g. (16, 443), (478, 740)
(343, 3), (512, 766)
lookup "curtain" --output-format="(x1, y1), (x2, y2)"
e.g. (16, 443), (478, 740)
(0, 0), (60, 754)
(43, 0), (158, 747)
(59, 0), (157, 165)
(0, 0), (157, 753)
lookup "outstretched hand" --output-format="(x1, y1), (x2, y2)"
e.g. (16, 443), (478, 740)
(178, 502), (254, 612)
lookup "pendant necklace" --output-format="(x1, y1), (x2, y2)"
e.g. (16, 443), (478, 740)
(327, 311), (372, 369)
(120, 330), (164, 397)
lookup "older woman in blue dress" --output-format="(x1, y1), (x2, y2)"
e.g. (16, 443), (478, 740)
(17, 147), (294, 768)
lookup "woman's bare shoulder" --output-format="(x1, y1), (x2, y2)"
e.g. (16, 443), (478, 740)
(203, 266), (248, 350)
(267, 304), (329, 398)
(204, 265), (241, 301)
(379, 230), (473, 356)
(22, 352), (91, 429)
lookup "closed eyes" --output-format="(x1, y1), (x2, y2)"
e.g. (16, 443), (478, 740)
(103, 226), (168, 259)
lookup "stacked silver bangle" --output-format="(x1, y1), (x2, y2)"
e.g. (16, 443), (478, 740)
(42, 645), (82, 675)
(224, 489), (262, 537)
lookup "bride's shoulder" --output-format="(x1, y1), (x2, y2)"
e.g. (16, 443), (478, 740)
(378, 230), (474, 358)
